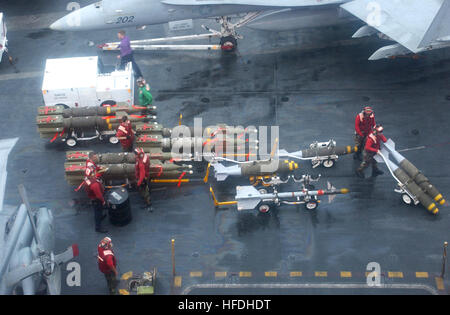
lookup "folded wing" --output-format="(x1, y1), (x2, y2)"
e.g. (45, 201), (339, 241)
(341, 0), (450, 59)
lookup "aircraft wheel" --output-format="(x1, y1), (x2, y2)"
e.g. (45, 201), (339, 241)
(65, 137), (77, 147)
(401, 193), (413, 205)
(220, 36), (237, 52)
(305, 200), (318, 211)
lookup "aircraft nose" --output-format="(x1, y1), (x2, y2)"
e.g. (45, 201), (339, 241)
(50, 4), (102, 31)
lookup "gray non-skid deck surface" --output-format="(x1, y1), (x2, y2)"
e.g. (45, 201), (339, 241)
(0, 0), (449, 294)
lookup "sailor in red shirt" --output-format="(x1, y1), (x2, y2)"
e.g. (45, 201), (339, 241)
(97, 237), (118, 295)
(84, 175), (108, 233)
(116, 115), (135, 152)
(85, 152), (105, 178)
(135, 147), (152, 210)
(356, 125), (387, 178)
(354, 106), (376, 161)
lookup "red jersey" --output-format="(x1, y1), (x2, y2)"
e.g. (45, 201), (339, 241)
(116, 121), (134, 149)
(365, 133), (387, 153)
(85, 158), (101, 178)
(355, 112), (376, 137)
(97, 246), (116, 274)
(135, 153), (150, 186)
(84, 178), (105, 204)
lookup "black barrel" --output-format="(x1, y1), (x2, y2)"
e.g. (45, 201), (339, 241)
(106, 187), (132, 226)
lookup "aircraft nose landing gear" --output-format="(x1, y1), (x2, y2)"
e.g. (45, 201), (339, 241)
(99, 13), (262, 53)
(220, 35), (238, 52)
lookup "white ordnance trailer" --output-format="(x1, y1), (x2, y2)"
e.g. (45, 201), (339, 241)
(42, 56), (135, 108)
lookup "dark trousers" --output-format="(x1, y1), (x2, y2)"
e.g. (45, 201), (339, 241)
(120, 53), (143, 79)
(139, 179), (152, 205)
(92, 200), (104, 230)
(358, 151), (379, 172)
(121, 143), (134, 152)
(104, 272), (117, 295)
(354, 134), (366, 155)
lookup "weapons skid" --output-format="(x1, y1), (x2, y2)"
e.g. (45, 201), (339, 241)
(278, 140), (358, 168)
(234, 185), (349, 211)
(37, 104), (157, 139)
(376, 139), (445, 214)
(210, 159), (298, 182)
(64, 161), (193, 186)
(37, 104), (157, 118)
(136, 134), (258, 154)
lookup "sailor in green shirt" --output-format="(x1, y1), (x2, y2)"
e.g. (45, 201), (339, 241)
(137, 78), (153, 107)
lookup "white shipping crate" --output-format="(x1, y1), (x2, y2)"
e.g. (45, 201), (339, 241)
(42, 56), (134, 108)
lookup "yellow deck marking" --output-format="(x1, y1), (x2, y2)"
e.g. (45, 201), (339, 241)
(265, 271), (277, 277)
(415, 272), (429, 278)
(290, 271), (303, 277)
(239, 271), (252, 277)
(315, 271), (328, 277)
(174, 276), (182, 287)
(388, 272), (404, 278)
(340, 271), (352, 278)
(215, 271), (227, 278)
(435, 277), (445, 291)
(365, 271), (379, 277)
(121, 271), (133, 280)
(190, 271), (203, 277)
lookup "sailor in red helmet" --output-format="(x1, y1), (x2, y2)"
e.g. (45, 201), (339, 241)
(135, 147), (152, 211)
(84, 175), (108, 233)
(354, 106), (376, 161)
(97, 237), (118, 295)
(116, 115), (135, 152)
(356, 124), (386, 178)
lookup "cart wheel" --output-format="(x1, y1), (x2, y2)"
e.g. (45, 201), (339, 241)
(305, 200), (318, 210)
(101, 100), (116, 107)
(258, 188), (268, 194)
(65, 137), (77, 147)
(56, 103), (69, 109)
(258, 204), (270, 214)
(109, 136), (119, 144)
(401, 193), (413, 205)
(323, 159), (335, 168)
(257, 185), (274, 194)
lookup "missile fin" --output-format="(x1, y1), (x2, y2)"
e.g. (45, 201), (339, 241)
(235, 185), (262, 211)
(327, 181), (336, 203)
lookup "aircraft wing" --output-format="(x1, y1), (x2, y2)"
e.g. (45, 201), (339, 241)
(162, 0), (346, 7)
(341, 0), (450, 59)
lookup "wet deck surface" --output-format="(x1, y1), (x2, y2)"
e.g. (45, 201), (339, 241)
(1, 0), (450, 295)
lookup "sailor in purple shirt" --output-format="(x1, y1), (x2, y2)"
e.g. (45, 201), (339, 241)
(117, 30), (143, 79)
